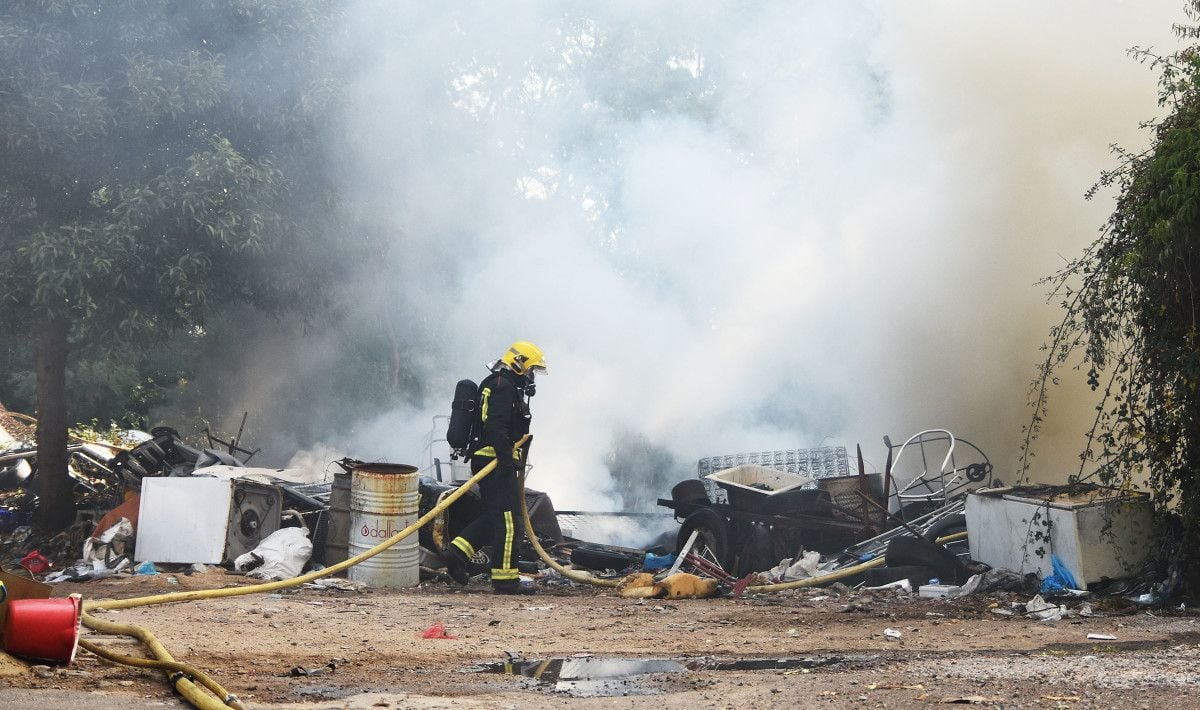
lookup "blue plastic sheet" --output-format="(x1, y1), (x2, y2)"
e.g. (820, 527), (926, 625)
(1039, 554), (1079, 594)
(643, 552), (676, 571)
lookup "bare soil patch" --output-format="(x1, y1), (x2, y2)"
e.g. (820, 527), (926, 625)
(2, 571), (1197, 708)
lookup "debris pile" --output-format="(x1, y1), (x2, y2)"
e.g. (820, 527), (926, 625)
(525, 428), (1189, 610)
(0, 414), (1187, 666)
(0, 411), (315, 588)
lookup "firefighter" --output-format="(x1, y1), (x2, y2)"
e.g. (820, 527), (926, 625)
(441, 341), (546, 594)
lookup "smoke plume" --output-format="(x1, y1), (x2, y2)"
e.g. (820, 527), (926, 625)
(193, 2), (1185, 510)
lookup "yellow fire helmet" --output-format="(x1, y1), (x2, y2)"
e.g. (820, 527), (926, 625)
(501, 341), (548, 376)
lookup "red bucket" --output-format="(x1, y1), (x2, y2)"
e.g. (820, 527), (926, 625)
(2, 595), (82, 664)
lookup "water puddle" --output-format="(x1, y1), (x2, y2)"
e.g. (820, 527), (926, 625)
(468, 657), (682, 697)
(466, 655), (847, 697)
(690, 656), (846, 672)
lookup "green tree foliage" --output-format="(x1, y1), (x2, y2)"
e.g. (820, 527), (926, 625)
(1027, 2), (1200, 576)
(0, 0), (341, 530)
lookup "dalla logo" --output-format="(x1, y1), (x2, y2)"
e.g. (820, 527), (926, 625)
(359, 518), (400, 539)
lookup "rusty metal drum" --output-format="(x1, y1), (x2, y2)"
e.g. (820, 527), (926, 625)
(348, 463), (420, 587)
(324, 470), (352, 567)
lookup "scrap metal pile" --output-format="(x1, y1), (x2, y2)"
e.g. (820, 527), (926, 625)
(560, 428), (1183, 608)
(0, 412), (1186, 608)
(650, 430), (995, 585)
(0, 411), (293, 582)
(0, 410), (1190, 703)
(0, 408), (610, 592)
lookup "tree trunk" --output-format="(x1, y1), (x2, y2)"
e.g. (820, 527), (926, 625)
(33, 317), (74, 533)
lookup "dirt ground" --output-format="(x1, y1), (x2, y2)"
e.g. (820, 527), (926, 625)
(1, 568), (1198, 709)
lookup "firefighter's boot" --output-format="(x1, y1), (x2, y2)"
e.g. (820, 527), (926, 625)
(440, 545), (471, 585)
(492, 579), (534, 595)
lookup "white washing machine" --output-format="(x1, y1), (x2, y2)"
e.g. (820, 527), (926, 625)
(135, 476), (282, 564)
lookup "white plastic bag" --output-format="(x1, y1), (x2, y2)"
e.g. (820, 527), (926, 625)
(233, 527), (312, 580)
(83, 517), (134, 567)
(766, 549), (822, 582)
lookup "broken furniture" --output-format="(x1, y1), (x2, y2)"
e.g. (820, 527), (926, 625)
(883, 429), (997, 521)
(109, 426), (245, 487)
(662, 431), (996, 579)
(659, 451), (887, 577)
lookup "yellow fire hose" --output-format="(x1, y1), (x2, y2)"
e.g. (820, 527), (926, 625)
(19, 418), (966, 709)
(78, 633), (244, 710)
(75, 435), (530, 709)
(518, 470), (618, 588)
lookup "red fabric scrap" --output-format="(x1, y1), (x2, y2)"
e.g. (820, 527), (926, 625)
(419, 622), (457, 640)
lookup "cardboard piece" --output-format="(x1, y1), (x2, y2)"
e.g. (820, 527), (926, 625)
(0, 568), (53, 633)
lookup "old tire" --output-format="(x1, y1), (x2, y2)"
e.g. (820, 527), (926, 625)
(898, 500), (942, 523)
(741, 523), (778, 575)
(924, 514), (967, 542)
(923, 513), (970, 564)
(864, 565), (937, 588)
(570, 544), (641, 572)
(677, 508), (731, 569)
(885, 535), (968, 585)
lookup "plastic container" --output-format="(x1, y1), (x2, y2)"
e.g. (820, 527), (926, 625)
(644, 552), (676, 571)
(2, 595), (82, 664)
(705, 465), (812, 508)
(19, 550), (50, 575)
(918, 584), (959, 599)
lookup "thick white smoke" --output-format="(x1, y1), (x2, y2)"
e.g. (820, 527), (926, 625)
(303, 1), (1183, 508)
